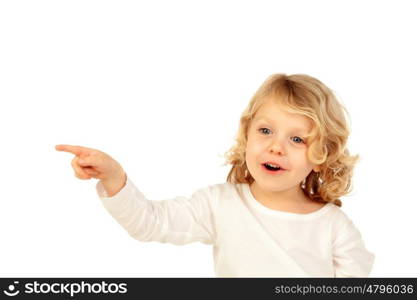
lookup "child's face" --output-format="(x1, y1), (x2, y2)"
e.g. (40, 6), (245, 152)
(245, 97), (320, 194)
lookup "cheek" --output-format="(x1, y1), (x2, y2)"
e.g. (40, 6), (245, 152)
(293, 158), (315, 174)
(245, 140), (262, 160)
(245, 146), (255, 163)
(302, 152), (316, 169)
(245, 145), (259, 169)
(288, 151), (313, 170)
(246, 137), (264, 152)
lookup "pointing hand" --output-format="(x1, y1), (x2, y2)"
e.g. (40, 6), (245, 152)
(55, 144), (125, 182)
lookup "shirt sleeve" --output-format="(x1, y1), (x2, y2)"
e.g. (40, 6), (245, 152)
(95, 175), (217, 245)
(332, 216), (375, 277)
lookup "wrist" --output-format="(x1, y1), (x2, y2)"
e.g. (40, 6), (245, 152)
(101, 171), (127, 197)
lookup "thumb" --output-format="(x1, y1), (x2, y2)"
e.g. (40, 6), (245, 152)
(78, 157), (92, 166)
(77, 155), (101, 169)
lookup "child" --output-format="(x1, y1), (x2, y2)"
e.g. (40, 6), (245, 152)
(55, 73), (375, 277)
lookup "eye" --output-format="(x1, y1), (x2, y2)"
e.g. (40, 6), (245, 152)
(258, 128), (305, 144)
(292, 136), (304, 144)
(258, 128), (271, 135)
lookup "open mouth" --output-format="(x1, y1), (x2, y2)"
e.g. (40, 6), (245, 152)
(264, 163), (280, 171)
(262, 163), (285, 172)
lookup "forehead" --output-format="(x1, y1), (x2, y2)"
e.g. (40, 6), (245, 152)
(252, 100), (312, 133)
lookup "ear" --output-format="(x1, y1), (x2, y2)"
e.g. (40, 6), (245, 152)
(313, 165), (320, 173)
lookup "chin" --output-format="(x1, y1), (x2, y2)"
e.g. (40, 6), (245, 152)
(258, 180), (295, 192)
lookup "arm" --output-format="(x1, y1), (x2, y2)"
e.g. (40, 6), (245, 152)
(96, 175), (217, 245)
(332, 218), (375, 277)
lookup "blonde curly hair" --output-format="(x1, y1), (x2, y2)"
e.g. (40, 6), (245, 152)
(222, 73), (360, 207)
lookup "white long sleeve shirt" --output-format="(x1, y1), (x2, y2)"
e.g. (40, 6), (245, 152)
(96, 175), (375, 277)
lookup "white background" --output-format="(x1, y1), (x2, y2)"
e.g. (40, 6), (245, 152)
(1, 0), (416, 277)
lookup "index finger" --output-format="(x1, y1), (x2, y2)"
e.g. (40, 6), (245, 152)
(55, 144), (96, 156)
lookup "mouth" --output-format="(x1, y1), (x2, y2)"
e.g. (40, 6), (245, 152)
(261, 162), (287, 173)
(262, 162), (286, 171)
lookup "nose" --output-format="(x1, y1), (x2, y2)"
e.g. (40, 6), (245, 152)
(269, 139), (286, 155)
